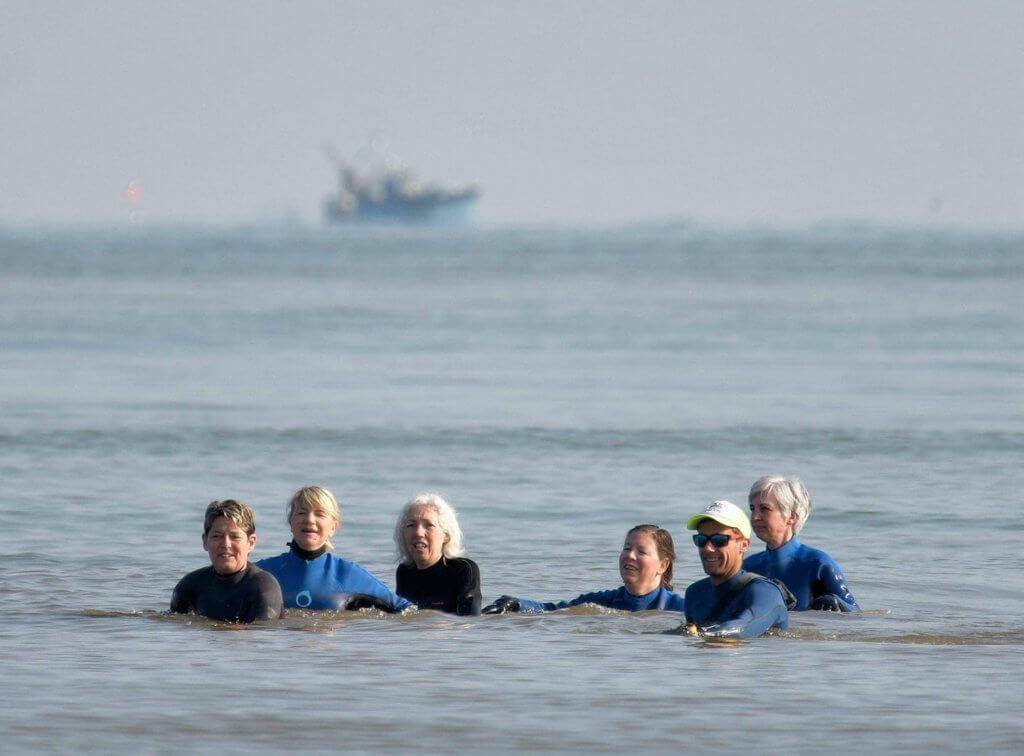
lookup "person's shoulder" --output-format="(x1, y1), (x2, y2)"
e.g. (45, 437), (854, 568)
(176, 564), (214, 585)
(246, 563), (276, 580)
(743, 550), (768, 568)
(327, 553), (376, 578)
(254, 551), (290, 570)
(684, 577), (711, 597)
(744, 573), (791, 605)
(447, 557), (480, 576)
(792, 539), (838, 565)
(585, 587), (623, 602)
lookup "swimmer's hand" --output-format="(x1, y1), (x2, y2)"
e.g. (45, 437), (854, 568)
(482, 595), (521, 614)
(662, 622), (700, 636)
(810, 595), (843, 612)
(344, 593), (394, 611)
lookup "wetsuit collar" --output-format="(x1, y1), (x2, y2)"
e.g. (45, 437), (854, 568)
(212, 563), (249, 582)
(769, 537), (801, 555)
(415, 556), (447, 571)
(288, 541), (329, 561)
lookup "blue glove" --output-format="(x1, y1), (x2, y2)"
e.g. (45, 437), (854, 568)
(482, 595), (521, 614)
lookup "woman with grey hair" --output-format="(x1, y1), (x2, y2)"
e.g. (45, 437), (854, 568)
(742, 475), (860, 611)
(394, 493), (481, 615)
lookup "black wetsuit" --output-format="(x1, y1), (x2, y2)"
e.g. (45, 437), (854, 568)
(170, 563), (283, 623)
(396, 557), (481, 616)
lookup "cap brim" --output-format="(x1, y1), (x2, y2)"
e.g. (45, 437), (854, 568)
(687, 513), (751, 538)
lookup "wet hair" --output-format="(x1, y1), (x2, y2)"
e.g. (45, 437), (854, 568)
(393, 492), (465, 565)
(286, 486), (341, 550)
(748, 475), (812, 535)
(625, 524), (676, 591)
(203, 499), (256, 536)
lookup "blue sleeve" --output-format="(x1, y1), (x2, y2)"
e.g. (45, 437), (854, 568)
(660, 591), (686, 612)
(346, 563), (413, 612)
(699, 581), (789, 639)
(517, 589), (619, 614)
(813, 558), (860, 612)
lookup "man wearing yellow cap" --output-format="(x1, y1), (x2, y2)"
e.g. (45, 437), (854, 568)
(678, 500), (789, 639)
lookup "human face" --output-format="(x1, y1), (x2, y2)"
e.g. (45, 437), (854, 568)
(749, 492), (797, 550)
(696, 520), (749, 586)
(619, 530), (669, 597)
(289, 503), (338, 552)
(403, 504), (448, 569)
(203, 516), (257, 575)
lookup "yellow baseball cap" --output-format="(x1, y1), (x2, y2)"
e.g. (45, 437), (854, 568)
(686, 500), (752, 539)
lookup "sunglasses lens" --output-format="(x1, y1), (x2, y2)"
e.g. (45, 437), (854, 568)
(693, 533), (732, 547)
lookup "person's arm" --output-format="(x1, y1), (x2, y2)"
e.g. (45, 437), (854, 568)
(521, 589), (622, 613)
(251, 570), (284, 620)
(169, 573), (194, 614)
(811, 558), (860, 612)
(655, 588), (686, 612)
(455, 559), (482, 616)
(347, 563), (413, 612)
(697, 581), (788, 639)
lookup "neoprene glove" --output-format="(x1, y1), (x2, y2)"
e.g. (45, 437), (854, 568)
(344, 593), (395, 611)
(481, 595), (521, 614)
(810, 594), (843, 612)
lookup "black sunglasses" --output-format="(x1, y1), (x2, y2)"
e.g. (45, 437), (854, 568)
(692, 532), (740, 548)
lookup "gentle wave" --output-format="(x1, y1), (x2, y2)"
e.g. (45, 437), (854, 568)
(6, 425), (1023, 455)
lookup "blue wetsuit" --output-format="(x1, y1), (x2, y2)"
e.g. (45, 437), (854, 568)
(256, 543), (412, 612)
(517, 585), (685, 613)
(683, 570), (789, 639)
(743, 536), (860, 612)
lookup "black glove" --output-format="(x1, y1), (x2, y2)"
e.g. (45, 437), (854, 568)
(810, 594), (843, 612)
(344, 593), (395, 611)
(482, 595), (521, 614)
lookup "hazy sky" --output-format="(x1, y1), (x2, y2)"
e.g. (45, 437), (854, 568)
(2, 1), (1022, 227)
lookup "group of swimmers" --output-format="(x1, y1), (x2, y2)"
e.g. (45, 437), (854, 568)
(170, 475), (859, 639)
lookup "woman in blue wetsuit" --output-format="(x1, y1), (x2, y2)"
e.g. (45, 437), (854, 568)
(742, 476), (860, 612)
(394, 493), (481, 615)
(483, 524), (684, 614)
(256, 486), (412, 613)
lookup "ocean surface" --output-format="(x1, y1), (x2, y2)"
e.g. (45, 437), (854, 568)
(1, 221), (1022, 754)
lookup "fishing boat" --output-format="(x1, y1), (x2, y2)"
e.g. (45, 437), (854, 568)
(322, 144), (480, 224)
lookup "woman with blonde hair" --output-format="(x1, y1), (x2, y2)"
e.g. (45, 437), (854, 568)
(257, 486), (411, 612)
(394, 493), (481, 615)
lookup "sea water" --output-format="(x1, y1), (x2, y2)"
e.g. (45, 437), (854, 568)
(1, 222), (1022, 754)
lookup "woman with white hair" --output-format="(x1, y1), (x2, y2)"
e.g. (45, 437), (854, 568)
(394, 493), (481, 615)
(742, 475), (860, 611)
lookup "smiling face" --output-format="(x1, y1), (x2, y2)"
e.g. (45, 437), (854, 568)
(203, 516), (257, 575)
(403, 504), (449, 569)
(749, 492), (797, 550)
(696, 520), (750, 586)
(618, 530), (669, 596)
(289, 503), (339, 552)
